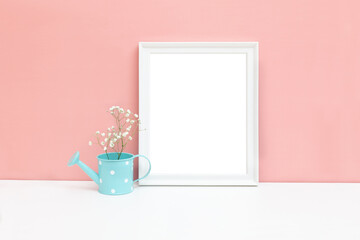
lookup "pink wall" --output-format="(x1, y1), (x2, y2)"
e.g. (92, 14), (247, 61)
(1, 0), (360, 182)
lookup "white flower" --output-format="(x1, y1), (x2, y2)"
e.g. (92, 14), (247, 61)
(122, 132), (129, 137)
(112, 138), (117, 142)
(112, 126), (115, 129)
(105, 138), (108, 142)
(126, 126), (131, 131)
(117, 135), (120, 139)
(104, 147), (107, 151)
(125, 113), (130, 117)
(107, 128), (111, 131)
(110, 142), (114, 148)
(108, 133), (112, 137)
(128, 136), (133, 141)
(119, 108), (124, 113)
(101, 141), (105, 145)
(96, 131), (100, 134)
(110, 111), (114, 115)
(130, 120), (135, 124)
(109, 106), (114, 111)
(126, 119), (130, 123)
(127, 109), (131, 114)
(89, 141), (92, 146)
(134, 114), (138, 118)
(101, 133), (105, 137)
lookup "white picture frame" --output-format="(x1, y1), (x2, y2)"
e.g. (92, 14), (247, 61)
(139, 42), (258, 186)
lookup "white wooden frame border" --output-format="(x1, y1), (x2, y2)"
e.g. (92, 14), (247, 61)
(139, 42), (259, 186)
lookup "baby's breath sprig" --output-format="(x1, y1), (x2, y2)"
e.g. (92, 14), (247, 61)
(88, 106), (142, 160)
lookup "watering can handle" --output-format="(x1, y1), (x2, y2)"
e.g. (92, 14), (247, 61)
(133, 155), (151, 183)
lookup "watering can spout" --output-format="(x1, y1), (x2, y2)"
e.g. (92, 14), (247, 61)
(68, 152), (100, 185)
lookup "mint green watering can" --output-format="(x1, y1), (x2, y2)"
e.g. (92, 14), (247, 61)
(68, 152), (151, 195)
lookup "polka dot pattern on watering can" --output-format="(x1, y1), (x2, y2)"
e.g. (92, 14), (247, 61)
(92, 153), (151, 195)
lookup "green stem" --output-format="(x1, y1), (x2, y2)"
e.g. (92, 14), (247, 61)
(118, 138), (124, 160)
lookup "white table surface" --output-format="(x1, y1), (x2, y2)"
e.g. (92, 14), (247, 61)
(1, 181), (359, 240)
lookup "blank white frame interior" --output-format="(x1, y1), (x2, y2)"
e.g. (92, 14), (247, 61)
(139, 42), (258, 186)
